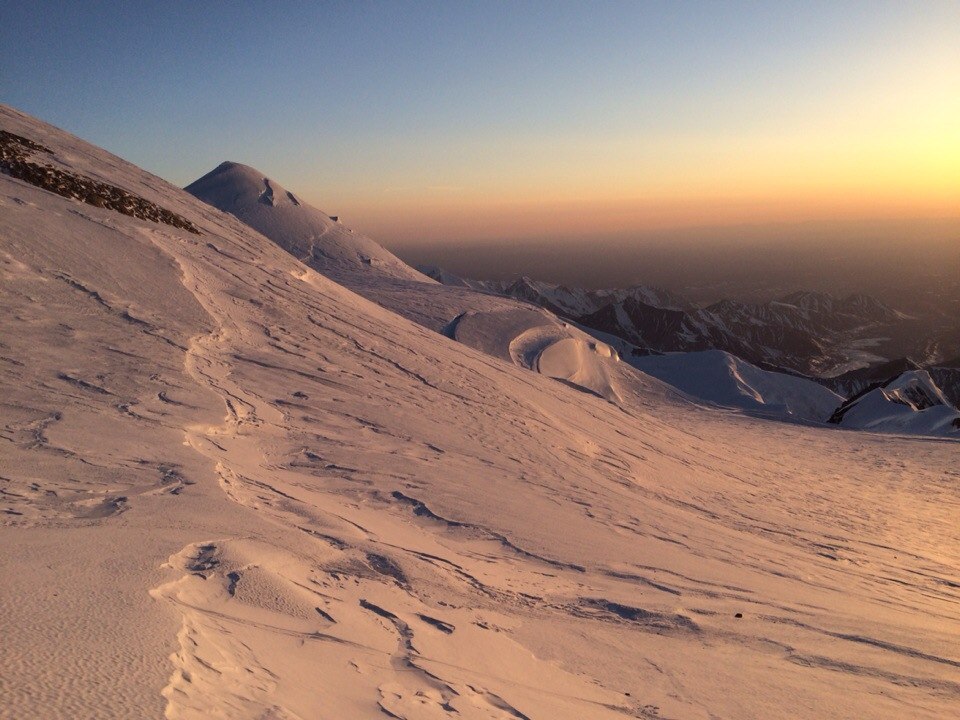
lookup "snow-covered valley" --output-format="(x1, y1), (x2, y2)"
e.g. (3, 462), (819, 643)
(2, 105), (959, 720)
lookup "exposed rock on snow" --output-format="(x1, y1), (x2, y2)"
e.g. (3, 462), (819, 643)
(1, 129), (199, 233)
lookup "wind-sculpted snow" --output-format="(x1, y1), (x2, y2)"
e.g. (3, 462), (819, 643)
(534, 337), (620, 402)
(450, 307), (622, 401)
(2, 104), (960, 720)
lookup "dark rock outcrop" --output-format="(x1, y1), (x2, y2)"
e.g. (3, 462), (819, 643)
(1, 130), (199, 234)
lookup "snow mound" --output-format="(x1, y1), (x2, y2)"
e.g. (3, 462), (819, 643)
(631, 349), (842, 422)
(448, 307), (557, 362)
(535, 337), (620, 401)
(451, 307), (621, 400)
(186, 161), (423, 281)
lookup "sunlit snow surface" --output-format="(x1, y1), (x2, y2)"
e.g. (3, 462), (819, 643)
(1, 104), (959, 720)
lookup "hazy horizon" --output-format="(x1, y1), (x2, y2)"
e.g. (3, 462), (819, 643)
(3, 1), (958, 262)
(390, 216), (960, 304)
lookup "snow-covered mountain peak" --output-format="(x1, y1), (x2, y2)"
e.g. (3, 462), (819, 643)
(201, 160), (303, 208)
(186, 162), (424, 282)
(779, 290), (836, 313)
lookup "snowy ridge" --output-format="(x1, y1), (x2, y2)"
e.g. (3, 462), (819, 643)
(418, 267), (686, 317)
(829, 370), (960, 435)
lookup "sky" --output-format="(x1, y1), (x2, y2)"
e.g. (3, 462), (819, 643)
(2, 1), (959, 252)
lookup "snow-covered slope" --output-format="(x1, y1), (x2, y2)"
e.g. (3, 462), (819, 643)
(828, 370), (960, 436)
(3, 105), (960, 720)
(186, 161), (425, 282)
(631, 349), (843, 422)
(187, 164), (628, 401)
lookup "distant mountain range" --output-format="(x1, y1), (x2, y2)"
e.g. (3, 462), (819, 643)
(421, 266), (960, 432)
(419, 267), (934, 376)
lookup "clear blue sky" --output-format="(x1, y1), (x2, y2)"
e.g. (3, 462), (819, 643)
(3, 1), (958, 245)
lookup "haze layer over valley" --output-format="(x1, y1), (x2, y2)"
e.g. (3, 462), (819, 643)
(2, 105), (959, 720)
(395, 227), (960, 312)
